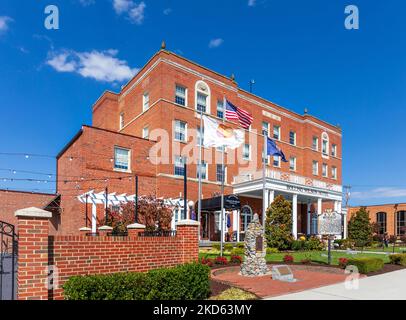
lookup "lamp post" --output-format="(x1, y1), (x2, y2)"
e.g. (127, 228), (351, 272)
(249, 79), (255, 93)
(393, 204), (398, 254)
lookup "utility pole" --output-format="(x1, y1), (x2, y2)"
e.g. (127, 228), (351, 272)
(343, 185), (351, 239)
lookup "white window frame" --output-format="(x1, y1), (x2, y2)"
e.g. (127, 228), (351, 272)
(114, 146), (131, 172)
(322, 132), (329, 157)
(175, 84), (187, 106)
(195, 80), (211, 114)
(273, 155), (280, 168)
(289, 130), (296, 146)
(197, 126), (204, 147)
(312, 160), (319, 176)
(142, 126), (149, 139)
(331, 144), (337, 157)
(273, 125), (281, 141)
(243, 143), (251, 161)
(119, 112), (124, 130)
(322, 163), (328, 177)
(174, 120), (187, 143)
(174, 156), (186, 176)
(332, 166), (337, 180)
(312, 136), (319, 151)
(289, 157), (296, 171)
(197, 161), (208, 181)
(216, 164), (227, 183)
(262, 121), (270, 136)
(217, 99), (224, 119)
(143, 92), (150, 111)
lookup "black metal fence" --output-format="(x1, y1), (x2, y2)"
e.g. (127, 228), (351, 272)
(138, 230), (177, 237)
(0, 221), (18, 300)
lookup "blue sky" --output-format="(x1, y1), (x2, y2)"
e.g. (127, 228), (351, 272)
(0, 0), (405, 206)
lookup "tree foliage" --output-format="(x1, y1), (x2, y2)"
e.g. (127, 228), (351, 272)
(348, 207), (373, 246)
(265, 195), (294, 250)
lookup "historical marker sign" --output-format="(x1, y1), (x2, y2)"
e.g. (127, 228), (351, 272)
(318, 210), (342, 235)
(255, 236), (263, 252)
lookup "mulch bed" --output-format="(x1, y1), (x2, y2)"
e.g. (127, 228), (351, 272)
(209, 279), (231, 297)
(367, 263), (406, 276)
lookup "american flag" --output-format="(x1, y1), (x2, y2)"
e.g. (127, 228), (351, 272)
(225, 99), (253, 129)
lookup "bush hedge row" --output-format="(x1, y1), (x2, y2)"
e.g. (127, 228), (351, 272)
(347, 257), (384, 274)
(389, 254), (406, 266)
(63, 263), (211, 300)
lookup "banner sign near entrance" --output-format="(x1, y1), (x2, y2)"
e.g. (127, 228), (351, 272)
(318, 210), (342, 235)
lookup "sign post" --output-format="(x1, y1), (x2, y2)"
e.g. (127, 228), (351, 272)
(318, 210), (342, 265)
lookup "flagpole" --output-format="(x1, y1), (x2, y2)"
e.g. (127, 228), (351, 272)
(220, 96), (227, 257)
(197, 109), (203, 240)
(262, 131), (267, 226)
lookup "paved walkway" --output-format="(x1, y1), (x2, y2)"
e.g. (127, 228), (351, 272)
(211, 265), (350, 299)
(268, 269), (406, 300)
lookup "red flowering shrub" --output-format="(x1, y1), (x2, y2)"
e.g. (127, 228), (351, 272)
(230, 255), (243, 264)
(214, 256), (228, 265)
(338, 258), (349, 269)
(200, 258), (214, 267)
(283, 255), (294, 263)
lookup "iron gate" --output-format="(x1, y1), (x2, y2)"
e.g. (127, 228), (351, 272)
(0, 221), (17, 300)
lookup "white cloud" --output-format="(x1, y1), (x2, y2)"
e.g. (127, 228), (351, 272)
(351, 187), (406, 200)
(163, 8), (172, 15)
(248, 0), (256, 7)
(113, 0), (146, 24)
(208, 38), (224, 48)
(47, 49), (139, 83)
(0, 16), (13, 33)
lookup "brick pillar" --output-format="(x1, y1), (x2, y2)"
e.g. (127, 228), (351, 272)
(15, 207), (52, 300)
(176, 220), (200, 264)
(98, 225), (113, 235)
(127, 223), (146, 237)
(79, 227), (91, 235)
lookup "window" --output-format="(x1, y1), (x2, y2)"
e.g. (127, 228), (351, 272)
(143, 92), (149, 111)
(273, 125), (280, 140)
(376, 212), (387, 235)
(119, 112), (124, 130)
(174, 156), (186, 176)
(289, 131), (296, 145)
(331, 166), (337, 180)
(312, 161), (319, 175)
(217, 100), (224, 119)
(289, 157), (296, 171)
(216, 164), (226, 183)
(322, 163), (328, 177)
(262, 122), (269, 136)
(240, 205), (253, 233)
(142, 126), (149, 139)
(332, 144), (337, 157)
(262, 150), (269, 165)
(243, 144), (251, 160)
(197, 161), (207, 180)
(322, 132), (329, 156)
(273, 155), (280, 167)
(114, 147), (130, 171)
(397, 211), (406, 235)
(195, 81), (210, 113)
(197, 126), (204, 146)
(312, 136), (319, 151)
(175, 85), (187, 106)
(174, 120), (187, 142)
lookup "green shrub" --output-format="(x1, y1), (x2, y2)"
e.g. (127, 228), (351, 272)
(63, 263), (210, 300)
(304, 237), (324, 251)
(347, 257), (384, 274)
(212, 243), (221, 251)
(236, 242), (245, 249)
(291, 240), (304, 251)
(266, 247), (279, 254)
(389, 254), (406, 266)
(231, 248), (244, 256)
(224, 243), (234, 252)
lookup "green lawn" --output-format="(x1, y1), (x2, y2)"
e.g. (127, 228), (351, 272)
(356, 246), (406, 253)
(199, 250), (391, 266)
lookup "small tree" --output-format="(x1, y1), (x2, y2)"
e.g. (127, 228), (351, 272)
(348, 207), (373, 247)
(102, 195), (173, 233)
(265, 195), (294, 250)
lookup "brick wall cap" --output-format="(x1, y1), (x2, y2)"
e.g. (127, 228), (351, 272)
(176, 220), (200, 227)
(15, 207), (52, 218)
(127, 223), (146, 230)
(98, 225), (113, 231)
(79, 227), (92, 231)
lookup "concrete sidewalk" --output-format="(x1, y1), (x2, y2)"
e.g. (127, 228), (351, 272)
(267, 269), (406, 300)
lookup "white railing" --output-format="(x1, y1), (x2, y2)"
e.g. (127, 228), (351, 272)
(232, 169), (342, 193)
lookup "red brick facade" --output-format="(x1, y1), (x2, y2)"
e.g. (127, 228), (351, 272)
(16, 213), (199, 300)
(349, 203), (406, 237)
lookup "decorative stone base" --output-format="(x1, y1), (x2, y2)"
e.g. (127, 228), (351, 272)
(240, 257), (269, 276)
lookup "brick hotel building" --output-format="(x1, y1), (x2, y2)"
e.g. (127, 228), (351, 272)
(7, 46), (345, 241)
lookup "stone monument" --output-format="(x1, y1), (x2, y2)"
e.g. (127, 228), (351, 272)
(240, 213), (269, 276)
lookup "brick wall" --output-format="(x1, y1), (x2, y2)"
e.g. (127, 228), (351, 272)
(16, 212), (199, 300)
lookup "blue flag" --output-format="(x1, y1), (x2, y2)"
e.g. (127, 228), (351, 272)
(267, 137), (288, 162)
